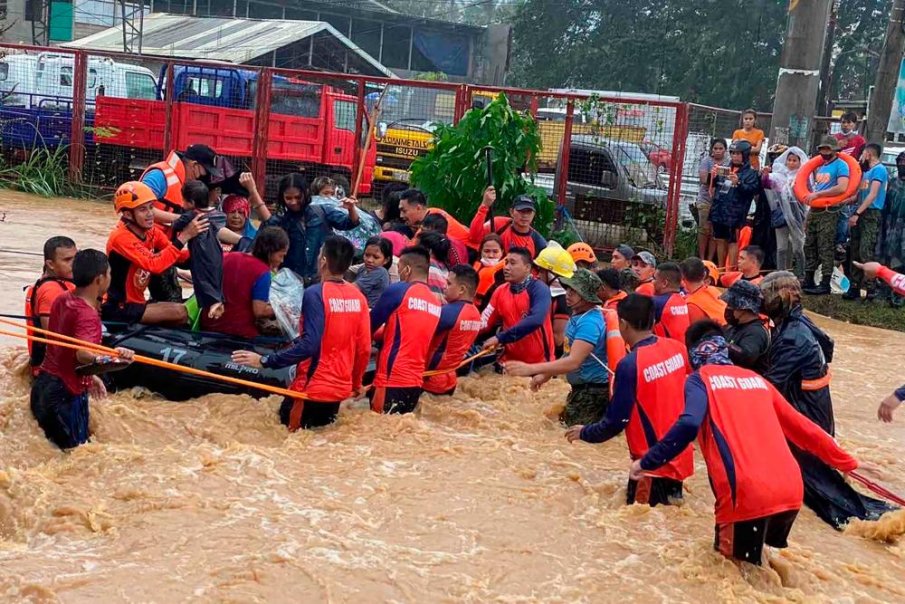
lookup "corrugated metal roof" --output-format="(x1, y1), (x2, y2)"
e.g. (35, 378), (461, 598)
(62, 13), (395, 78)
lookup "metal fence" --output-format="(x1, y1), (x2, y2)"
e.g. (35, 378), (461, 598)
(0, 42), (699, 254)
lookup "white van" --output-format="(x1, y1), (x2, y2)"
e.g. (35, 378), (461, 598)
(0, 52), (157, 109)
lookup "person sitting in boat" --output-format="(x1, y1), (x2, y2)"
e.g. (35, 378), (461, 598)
(25, 236), (77, 374)
(256, 173), (360, 285)
(102, 181), (207, 326)
(232, 236), (370, 430)
(32, 249), (134, 449)
(369, 246), (442, 415)
(202, 226), (288, 339)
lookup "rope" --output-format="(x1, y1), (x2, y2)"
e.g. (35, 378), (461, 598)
(0, 318), (307, 401)
(849, 470), (905, 508)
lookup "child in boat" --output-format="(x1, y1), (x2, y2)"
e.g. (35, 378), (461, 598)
(354, 236), (393, 308)
(173, 180), (226, 320)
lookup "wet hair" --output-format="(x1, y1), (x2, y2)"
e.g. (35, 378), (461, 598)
(182, 180), (210, 209)
(252, 226), (290, 265)
(310, 176), (336, 196)
(865, 143), (883, 158)
(656, 261), (682, 287)
(480, 233), (503, 251)
(399, 245), (431, 274)
(680, 257), (707, 283)
(322, 235), (355, 275)
(72, 249), (109, 288)
(709, 138), (727, 152)
(380, 182), (409, 225)
(685, 319), (724, 351)
(417, 231), (451, 265)
(277, 173), (311, 209)
(739, 109), (757, 127)
(596, 267), (622, 291)
(741, 245), (764, 267)
(399, 188), (427, 207)
(617, 293), (655, 331)
(507, 246), (533, 265)
(840, 111), (859, 124)
(43, 236), (76, 261)
(421, 212), (448, 234)
(364, 235), (393, 270)
(449, 264), (479, 295)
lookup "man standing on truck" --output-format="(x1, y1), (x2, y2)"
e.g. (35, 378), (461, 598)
(469, 187), (547, 258)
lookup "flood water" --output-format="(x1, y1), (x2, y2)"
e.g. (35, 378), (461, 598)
(2, 191), (905, 602)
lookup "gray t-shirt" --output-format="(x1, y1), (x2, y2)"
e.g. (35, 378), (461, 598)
(355, 266), (390, 308)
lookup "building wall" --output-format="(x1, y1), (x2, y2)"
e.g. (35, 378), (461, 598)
(1, 0), (38, 43)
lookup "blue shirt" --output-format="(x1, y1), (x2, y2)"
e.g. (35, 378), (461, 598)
(263, 204), (358, 283)
(141, 168), (168, 200)
(813, 156), (850, 192)
(859, 163), (888, 210)
(564, 309), (608, 385)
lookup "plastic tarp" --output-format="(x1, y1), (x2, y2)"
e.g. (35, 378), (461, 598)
(270, 268), (305, 340)
(310, 195), (383, 252)
(412, 30), (469, 77)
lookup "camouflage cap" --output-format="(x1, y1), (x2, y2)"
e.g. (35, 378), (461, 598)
(560, 268), (603, 304)
(720, 279), (764, 313)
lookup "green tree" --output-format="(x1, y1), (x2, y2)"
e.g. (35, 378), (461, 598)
(410, 93), (555, 236)
(509, 0), (888, 109)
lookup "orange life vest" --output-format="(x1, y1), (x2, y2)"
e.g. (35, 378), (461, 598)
(142, 151), (187, 216)
(685, 285), (727, 326)
(473, 260), (504, 305)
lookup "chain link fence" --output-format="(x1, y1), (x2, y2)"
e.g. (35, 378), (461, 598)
(0, 42), (695, 254)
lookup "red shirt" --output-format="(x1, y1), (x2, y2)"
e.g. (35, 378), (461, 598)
(627, 337), (693, 481)
(424, 300), (482, 394)
(481, 279), (554, 364)
(634, 280), (655, 297)
(468, 205), (547, 257)
(202, 252), (270, 338)
(834, 132), (866, 159)
(697, 365), (857, 523)
(40, 293), (102, 395)
(371, 281), (442, 388)
(653, 292), (691, 344)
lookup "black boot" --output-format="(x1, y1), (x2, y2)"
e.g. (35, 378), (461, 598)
(804, 276), (831, 296)
(842, 287), (860, 301)
(802, 270), (816, 290)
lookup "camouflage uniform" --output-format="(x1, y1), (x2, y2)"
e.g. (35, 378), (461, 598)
(850, 208), (882, 291)
(562, 384), (610, 426)
(619, 267), (639, 292)
(804, 208), (839, 278)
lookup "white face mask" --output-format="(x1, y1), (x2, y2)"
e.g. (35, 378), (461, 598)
(481, 257), (501, 267)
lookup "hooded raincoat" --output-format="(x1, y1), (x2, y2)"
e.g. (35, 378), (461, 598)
(763, 147), (809, 276)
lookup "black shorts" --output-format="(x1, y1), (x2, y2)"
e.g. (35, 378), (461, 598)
(714, 509), (799, 565)
(627, 476), (684, 507)
(711, 222), (738, 243)
(101, 301), (146, 324)
(279, 399), (341, 430)
(30, 372), (90, 449)
(369, 386), (422, 414)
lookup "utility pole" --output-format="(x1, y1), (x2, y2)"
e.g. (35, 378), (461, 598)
(865, 0), (905, 141)
(769, 0), (833, 151)
(816, 1), (839, 117)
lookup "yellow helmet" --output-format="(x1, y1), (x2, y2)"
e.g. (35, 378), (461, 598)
(534, 241), (576, 279)
(567, 242), (598, 265)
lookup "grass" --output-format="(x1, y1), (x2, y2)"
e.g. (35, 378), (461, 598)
(0, 145), (90, 198)
(803, 293), (905, 333)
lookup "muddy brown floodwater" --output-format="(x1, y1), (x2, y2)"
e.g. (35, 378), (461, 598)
(2, 191), (905, 602)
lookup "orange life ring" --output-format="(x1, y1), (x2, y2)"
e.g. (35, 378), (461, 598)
(793, 153), (861, 209)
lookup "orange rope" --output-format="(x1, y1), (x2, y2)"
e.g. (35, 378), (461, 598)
(0, 322), (307, 400)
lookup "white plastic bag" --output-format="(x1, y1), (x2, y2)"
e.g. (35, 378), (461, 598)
(269, 268), (305, 339)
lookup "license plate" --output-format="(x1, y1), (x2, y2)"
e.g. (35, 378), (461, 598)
(397, 171), (410, 183)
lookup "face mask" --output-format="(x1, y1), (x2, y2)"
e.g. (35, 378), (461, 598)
(724, 307), (739, 327)
(481, 257), (501, 267)
(897, 165), (905, 179)
(819, 152), (834, 162)
(860, 161), (871, 172)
